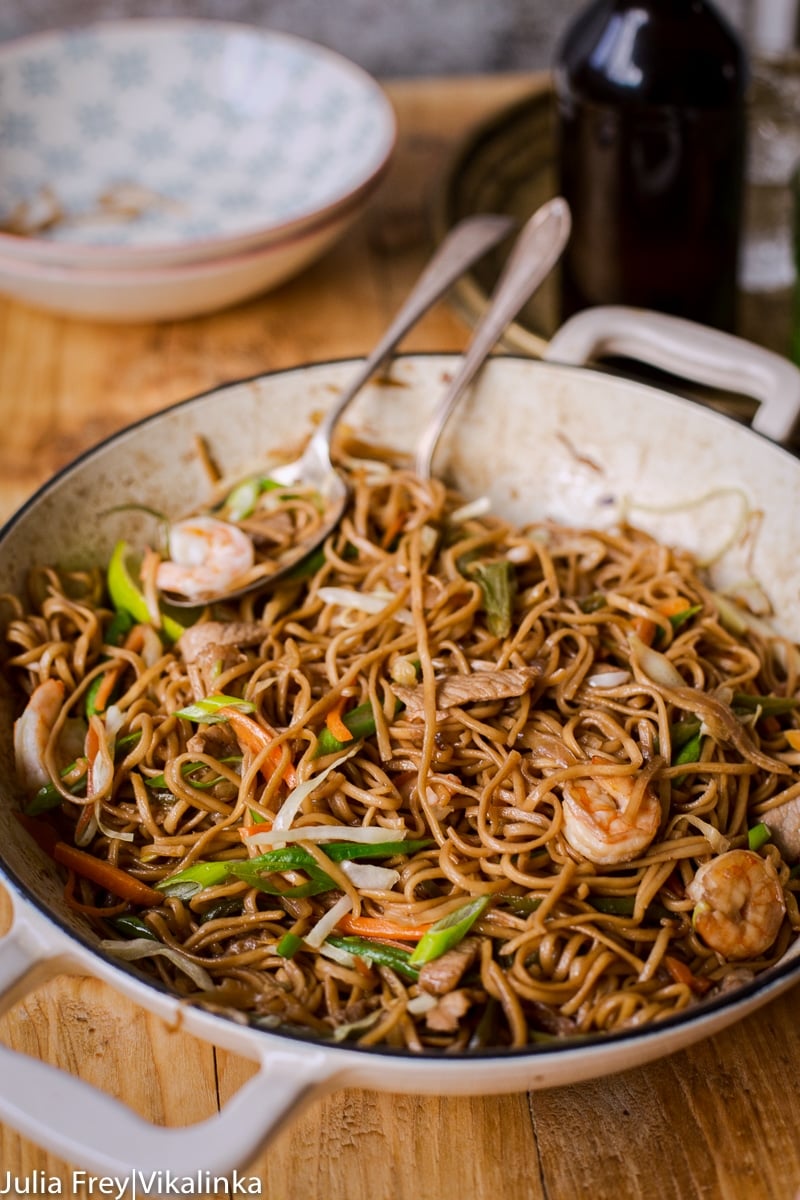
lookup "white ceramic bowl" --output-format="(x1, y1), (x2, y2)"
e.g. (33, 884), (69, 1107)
(0, 19), (395, 270)
(0, 204), (356, 321)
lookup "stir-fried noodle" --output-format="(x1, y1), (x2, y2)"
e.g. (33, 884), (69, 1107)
(3, 445), (800, 1051)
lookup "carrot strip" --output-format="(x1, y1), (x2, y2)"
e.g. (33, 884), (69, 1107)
(92, 666), (119, 716)
(657, 596), (691, 618)
(16, 813), (161, 906)
(631, 616), (657, 646)
(93, 625), (146, 714)
(352, 955), (375, 980)
(325, 699), (354, 744)
(336, 913), (432, 940)
(664, 954), (713, 996)
(75, 718), (103, 842)
(53, 844), (161, 906)
(380, 509), (407, 550)
(239, 818), (274, 840)
(220, 707), (298, 789)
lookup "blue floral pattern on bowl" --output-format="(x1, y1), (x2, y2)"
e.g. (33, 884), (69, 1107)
(0, 20), (396, 252)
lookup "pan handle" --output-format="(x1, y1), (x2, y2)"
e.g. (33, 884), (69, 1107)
(0, 896), (332, 1178)
(543, 305), (800, 444)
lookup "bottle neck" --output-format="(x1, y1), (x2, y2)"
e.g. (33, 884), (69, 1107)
(555, 0), (746, 108)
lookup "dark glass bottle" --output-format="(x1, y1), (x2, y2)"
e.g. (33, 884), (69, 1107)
(554, 0), (748, 330)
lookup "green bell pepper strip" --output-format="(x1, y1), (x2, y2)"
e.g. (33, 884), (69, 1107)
(85, 608), (137, 718)
(653, 604), (704, 647)
(277, 931), (420, 977)
(111, 914), (158, 941)
(156, 838), (433, 900)
(320, 838), (433, 861)
(231, 858), (337, 899)
(669, 718), (702, 752)
(25, 768), (87, 816)
(577, 591), (607, 614)
(105, 607), (137, 645)
(732, 692), (798, 716)
(84, 675), (106, 720)
(230, 838), (432, 898)
(672, 732), (703, 768)
(146, 755), (243, 792)
(287, 546), (326, 581)
(25, 730), (142, 815)
(499, 891), (669, 922)
(107, 540), (187, 643)
(325, 935), (420, 981)
(668, 604), (703, 631)
(588, 895), (671, 921)
(468, 560), (517, 639)
(408, 895), (491, 966)
(587, 895), (638, 915)
(238, 839), (432, 874)
(497, 894), (541, 916)
(199, 897), (245, 923)
(468, 996), (500, 1049)
(671, 731), (703, 787)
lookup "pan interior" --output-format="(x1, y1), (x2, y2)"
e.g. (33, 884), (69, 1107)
(2, 353), (799, 1038)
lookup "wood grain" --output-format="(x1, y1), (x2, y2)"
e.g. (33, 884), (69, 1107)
(1, 74), (799, 1200)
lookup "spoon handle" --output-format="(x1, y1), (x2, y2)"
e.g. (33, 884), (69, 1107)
(310, 212), (516, 452)
(414, 197), (572, 480)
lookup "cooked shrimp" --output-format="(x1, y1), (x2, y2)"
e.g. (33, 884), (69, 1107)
(561, 772), (661, 866)
(13, 677), (65, 793)
(687, 848), (786, 961)
(155, 516), (255, 602)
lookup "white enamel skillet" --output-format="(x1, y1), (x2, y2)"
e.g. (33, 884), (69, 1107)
(1, 306), (800, 1177)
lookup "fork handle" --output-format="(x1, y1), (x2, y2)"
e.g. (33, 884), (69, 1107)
(414, 197), (571, 479)
(309, 213), (516, 453)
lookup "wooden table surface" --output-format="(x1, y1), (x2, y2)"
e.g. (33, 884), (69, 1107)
(1, 72), (800, 1200)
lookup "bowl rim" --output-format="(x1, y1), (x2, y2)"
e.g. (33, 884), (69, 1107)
(0, 190), (360, 284)
(2, 351), (800, 1066)
(0, 17), (397, 267)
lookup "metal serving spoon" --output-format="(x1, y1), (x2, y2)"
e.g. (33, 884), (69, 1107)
(161, 212), (515, 607)
(161, 199), (570, 606)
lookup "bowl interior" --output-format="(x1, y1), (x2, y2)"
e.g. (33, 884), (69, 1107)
(0, 20), (395, 255)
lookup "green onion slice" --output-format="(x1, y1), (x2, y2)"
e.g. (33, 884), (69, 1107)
(107, 540), (186, 643)
(408, 895), (491, 966)
(175, 694), (256, 724)
(747, 822), (772, 851)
